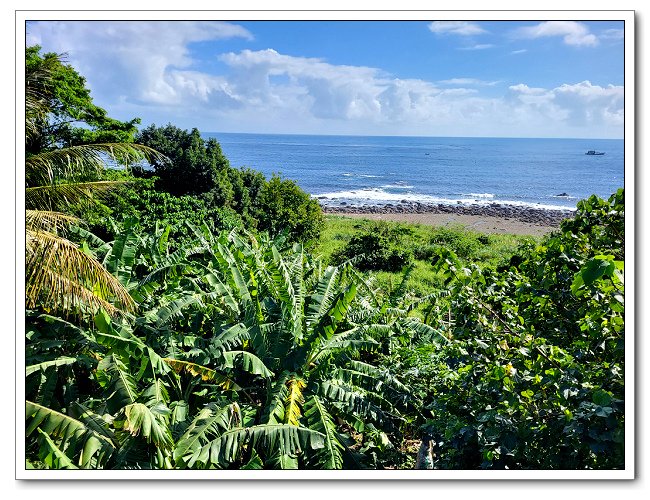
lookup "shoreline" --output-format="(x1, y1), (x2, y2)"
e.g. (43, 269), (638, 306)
(321, 201), (574, 237)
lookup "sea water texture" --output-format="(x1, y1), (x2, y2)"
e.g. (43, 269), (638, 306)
(207, 133), (624, 211)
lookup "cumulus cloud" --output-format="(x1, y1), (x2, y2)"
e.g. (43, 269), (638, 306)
(428, 21), (486, 36)
(600, 28), (624, 40)
(437, 78), (500, 86)
(507, 80), (623, 128)
(26, 20), (253, 104)
(26, 21), (623, 137)
(514, 21), (598, 46)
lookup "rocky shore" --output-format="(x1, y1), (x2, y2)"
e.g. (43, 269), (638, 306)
(320, 200), (573, 227)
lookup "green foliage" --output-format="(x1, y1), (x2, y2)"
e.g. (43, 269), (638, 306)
(414, 226), (481, 261)
(26, 45), (140, 155)
(404, 189), (625, 469)
(135, 124), (231, 199)
(26, 222), (418, 470)
(333, 221), (413, 272)
(134, 125), (323, 243)
(74, 175), (244, 246)
(254, 175), (324, 243)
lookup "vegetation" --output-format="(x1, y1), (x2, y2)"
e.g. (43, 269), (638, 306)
(133, 124), (323, 243)
(25, 47), (164, 317)
(26, 45), (141, 154)
(24, 46), (626, 471)
(388, 190), (625, 469)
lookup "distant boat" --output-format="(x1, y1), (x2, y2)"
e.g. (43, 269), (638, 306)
(585, 150), (605, 155)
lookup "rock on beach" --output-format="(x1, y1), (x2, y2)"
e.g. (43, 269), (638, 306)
(320, 201), (572, 227)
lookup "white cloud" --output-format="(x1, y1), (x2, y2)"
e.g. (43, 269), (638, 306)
(428, 21), (486, 36)
(458, 44), (495, 50)
(507, 80), (623, 128)
(438, 78), (500, 86)
(26, 20), (253, 104)
(26, 22), (623, 138)
(600, 28), (624, 40)
(515, 21), (598, 46)
(511, 49), (527, 54)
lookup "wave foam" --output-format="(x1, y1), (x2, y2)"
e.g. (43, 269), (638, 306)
(342, 173), (380, 178)
(382, 183), (415, 189)
(466, 192), (495, 198)
(313, 188), (575, 211)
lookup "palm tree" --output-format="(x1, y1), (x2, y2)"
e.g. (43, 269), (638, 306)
(25, 52), (166, 317)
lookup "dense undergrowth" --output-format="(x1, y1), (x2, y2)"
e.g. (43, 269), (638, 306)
(26, 190), (625, 470)
(24, 45), (626, 471)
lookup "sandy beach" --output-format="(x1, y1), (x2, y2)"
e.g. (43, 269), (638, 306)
(322, 201), (574, 237)
(327, 211), (557, 236)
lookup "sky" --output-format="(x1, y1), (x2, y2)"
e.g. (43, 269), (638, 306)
(25, 19), (625, 138)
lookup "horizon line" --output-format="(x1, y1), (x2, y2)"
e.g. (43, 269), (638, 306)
(200, 131), (623, 141)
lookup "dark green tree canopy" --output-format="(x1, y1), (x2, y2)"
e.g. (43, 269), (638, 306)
(26, 45), (141, 155)
(255, 175), (324, 243)
(135, 124), (231, 197)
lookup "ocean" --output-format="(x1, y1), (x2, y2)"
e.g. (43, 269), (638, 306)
(206, 133), (624, 211)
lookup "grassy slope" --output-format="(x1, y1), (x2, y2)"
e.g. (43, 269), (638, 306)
(315, 215), (538, 297)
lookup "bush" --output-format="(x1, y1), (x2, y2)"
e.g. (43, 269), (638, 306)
(334, 222), (413, 272)
(136, 124), (231, 198)
(428, 226), (480, 260)
(135, 125), (323, 243)
(73, 176), (243, 247)
(254, 175), (324, 243)
(408, 189), (625, 469)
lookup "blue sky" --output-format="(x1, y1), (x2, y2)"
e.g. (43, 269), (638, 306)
(26, 19), (625, 138)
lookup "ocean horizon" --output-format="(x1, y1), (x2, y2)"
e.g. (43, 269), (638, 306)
(206, 132), (624, 211)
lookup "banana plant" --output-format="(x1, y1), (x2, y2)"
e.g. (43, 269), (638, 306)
(27, 222), (421, 469)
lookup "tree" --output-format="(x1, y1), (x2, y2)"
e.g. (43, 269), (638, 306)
(26, 46), (140, 155)
(25, 49), (165, 317)
(410, 190), (625, 469)
(255, 175), (324, 243)
(135, 124), (231, 198)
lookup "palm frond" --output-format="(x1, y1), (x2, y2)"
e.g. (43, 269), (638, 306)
(36, 428), (79, 469)
(26, 210), (79, 233)
(262, 372), (290, 424)
(314, 381), (390, 426)
(26, 229), (135, 314)
(26, 181), (128, 211)
(26, 143), (167, 187)
(25, 54), (58, 143)
(95, 354), (139, 412)
(103, 222), (141, 286)
(221, 350), (274, 378)
(118, 402), (173, 451)
(162, 358), (240, 391)
(210, 322), (251, 353)
(189, 424), (325, 468)
(26, 401), (116, 468)
(26, 356), (78, 376)
(173, 403), (241, 467)
(305, 266), (340, 328)
(284, 377), (306, 426)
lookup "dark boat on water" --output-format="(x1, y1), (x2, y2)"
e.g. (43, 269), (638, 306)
(585, 150), (605, 155)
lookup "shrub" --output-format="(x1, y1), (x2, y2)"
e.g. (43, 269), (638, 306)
(73, 176), (243, 247)
(411, 189), (625, 469)
(334, 222), (413, 272)
(136, 124), (231, 198)
(254, 175), (324, 243)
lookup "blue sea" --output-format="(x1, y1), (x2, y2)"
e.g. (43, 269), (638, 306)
(206, 133), (624, 211)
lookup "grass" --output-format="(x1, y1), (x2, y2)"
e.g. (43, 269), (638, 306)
(315, 215), (540, 297)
